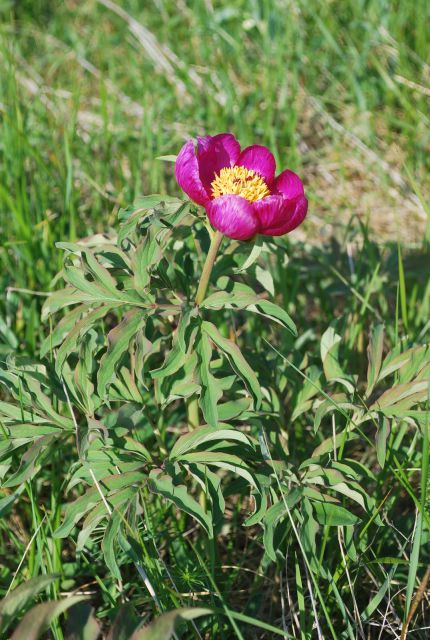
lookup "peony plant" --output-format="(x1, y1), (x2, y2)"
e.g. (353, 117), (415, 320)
(0, 133), (384, 612)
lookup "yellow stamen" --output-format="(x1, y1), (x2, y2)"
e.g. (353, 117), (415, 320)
(211, 166), (270, 202)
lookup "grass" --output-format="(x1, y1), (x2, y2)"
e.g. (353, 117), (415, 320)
(0, 0), (430, 638)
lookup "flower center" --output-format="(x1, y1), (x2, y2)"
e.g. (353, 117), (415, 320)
(211, 166), (270, 202)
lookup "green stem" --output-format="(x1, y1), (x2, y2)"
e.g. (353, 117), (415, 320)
(187, 230), (223, 430)
(195, 230), (224, 306)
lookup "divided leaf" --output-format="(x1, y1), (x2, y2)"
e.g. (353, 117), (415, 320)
(202, 290), (296, 335)
(170, 425), (253, 459)
(202, 321), (262, 408)
(149, 472), (213, 537)
(98, 310), (147, 397)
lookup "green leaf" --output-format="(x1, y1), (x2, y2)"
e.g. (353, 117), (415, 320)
(21, 374), (73, 428)
(370, 380), (429, 410)
(150, 342), (187, 381)
(63, 265), (116, 302)
(148, 472), (213, 536)
(4, 424), (63, 438)
(4, 435), (57, 488)
(40, 305), (85, 358)
(0, 491), (21, 517)
(156, 154), (177, 162)
(233, 237), (262, 272)
(122, 437), (152, 462)
(365, 324), (385, 399)
(98, 310), (147, 397)
(82, 250), (122, 296)
(0, 575), (59, 634)
(0, 316), (18, 349)
(106, 604), (140, 640)
(160, 353), (200, 404)
(329, 482), (366, 511)
(292, 365), (322, 421)
(176, 306), (199, 354)
(312, 501), (360, 526)
(59, 258), (145, 308)
(117, 196), (184, 244)
(10, 596), (87, 640)
(41, 289), (89, 320)
(202, 321), (262, 408)
(54, 488), (100, 538)
(129, 608), (211, 640)
(133, 229), (162, 293)
(218, 398), (252, 420)
(244, 487), (268, 527)
(360, 568), (396, 622)
(187, 463), (225, 527)
(196, 333), (222, 428)
(377, 346), (417, 382)
(255, 264), (274, 295)
(250, 299), (297, 334)
(320, 327), (355, 393)
(202, 290), (255, 310)
(376, 416), (390, 468)
(0, 402), (54, 425)
(80, 485), (138, 533)
(263, 489), (302, 561)
(300, 498), (318, 561)
(313, 394), (356, 432)
(56, 305), (117, 373)
(65, 601), (100, 640)
(57, 471), (144, 539)
(101, 511), (122, 581)
(202, 291), (296, 334)
(312, 430), (359, 457)
(170, 426), (253, 459)
(398, 345), (430, 383)
(180, 454), (260, 492)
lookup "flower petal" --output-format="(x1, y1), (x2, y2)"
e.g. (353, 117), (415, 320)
(197, 133), (241, 196)
(236, 145), (276, 184)
(253, 194), (308, 236)
(175, 139), (210, 206)
(253, 169), (308, 236)
(252, 195), (285, 230)
(206, 195), (259, 241)
(274, 169), (305, 199)
(197, 133), (241, 162)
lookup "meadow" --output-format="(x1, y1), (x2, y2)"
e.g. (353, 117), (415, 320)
(0, 0), (430, 638)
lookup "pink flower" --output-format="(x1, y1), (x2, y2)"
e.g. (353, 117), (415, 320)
(175, 133), (308, 241)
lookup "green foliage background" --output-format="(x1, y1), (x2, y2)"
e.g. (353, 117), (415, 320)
(0, 1), (430, 638)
